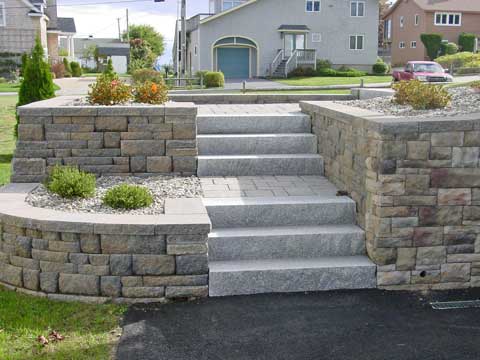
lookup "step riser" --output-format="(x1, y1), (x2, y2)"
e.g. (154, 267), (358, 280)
(209, 232), (366, 261)
(197, 135), (317, 155)
(209, 266), (377, 296)
(205, 202), (355, 228)
(197, 157), (324, 176)
(197, 115), (311, 134)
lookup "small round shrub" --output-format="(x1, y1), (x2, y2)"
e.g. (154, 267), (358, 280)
(372, 61), (389, 75)
(288, 67), (316, 78)
(103, 184), (153, 210)
(70, 61), (82, 77)
(46, 166), (96, 199)
(204, 71), (225, 88)
(131, 68), (164, 85)
(316, 59), (332, 70)
(87, 74), (132, 105)
(134, 80), (168, 104)
(393, 80), (451, 110)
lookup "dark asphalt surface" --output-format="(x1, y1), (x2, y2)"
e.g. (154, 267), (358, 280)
(117, 289), (480, 360)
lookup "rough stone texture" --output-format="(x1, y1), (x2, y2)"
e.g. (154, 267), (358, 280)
(301, 101), (480, 290)
(13, 100), (198, 181)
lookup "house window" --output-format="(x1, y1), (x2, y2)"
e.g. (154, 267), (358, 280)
(0, 3), (5, 27)
(349, 35), (364, 50)
(434, 12), (461, 26)
(194, 45), (198, 56)
(350, 1), (365, 17)
(411, 41), (417, 48)
(414, 14), (420, 26)
(222, 0), (244, 10)
(312, 33), (322, 42)
(400, 16), (404, 28)
(306, 0), (321, 12)
(399, 41), (406, 49)
(384, 19), (392, 40)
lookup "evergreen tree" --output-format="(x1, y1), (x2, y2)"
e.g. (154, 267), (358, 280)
(102, 58), (116, 79)
(16, 36), (55, 136)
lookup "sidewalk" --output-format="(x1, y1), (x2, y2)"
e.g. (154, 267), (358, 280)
(117, 288), (480, 360)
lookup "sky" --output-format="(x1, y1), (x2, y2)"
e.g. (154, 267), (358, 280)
(58, 0), (209, 64)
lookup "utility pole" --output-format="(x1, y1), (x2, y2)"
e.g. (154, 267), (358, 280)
(126, 8), (130, 41)
(117, 18), (121, 41)
(180, 0), (186, 77)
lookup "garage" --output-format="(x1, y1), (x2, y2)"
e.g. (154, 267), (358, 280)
(217, 47), (250, 79)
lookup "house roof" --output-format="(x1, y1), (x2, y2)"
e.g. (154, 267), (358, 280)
(57, 17), (76, 33)
(201, 0), (257, 24)
(384, 0), (480, 18)
(72, 38), (130, 57)
(278, 25), (310, 32)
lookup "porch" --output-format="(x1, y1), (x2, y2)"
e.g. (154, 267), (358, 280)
(270, 48), (317, 78)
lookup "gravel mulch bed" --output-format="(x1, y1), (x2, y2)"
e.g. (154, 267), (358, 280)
(339, 86), (480, 118)
(26, 176), (203, 215)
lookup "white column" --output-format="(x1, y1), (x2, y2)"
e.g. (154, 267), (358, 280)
(70, 36), (75, 60)
(66, 36), (71, 59)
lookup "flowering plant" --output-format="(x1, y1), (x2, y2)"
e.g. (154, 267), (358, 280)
(87, 74), (132, 105)
(133, 80), (168, 104)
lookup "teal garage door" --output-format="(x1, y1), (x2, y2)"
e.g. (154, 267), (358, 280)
(217, 47), (250, 79)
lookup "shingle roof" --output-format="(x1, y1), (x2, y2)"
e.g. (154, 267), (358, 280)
(57, 17), (76, 33)
(384, 0), (480, 17)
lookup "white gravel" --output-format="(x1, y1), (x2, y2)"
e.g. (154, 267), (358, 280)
(339, 86), (480, 118)
(26, 176), (203, 215)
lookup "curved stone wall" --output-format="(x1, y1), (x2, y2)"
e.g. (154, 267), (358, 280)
(0, 184), (211, 303)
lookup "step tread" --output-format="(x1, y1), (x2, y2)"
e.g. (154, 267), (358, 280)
(209, 224), (363, 238)
(209, 256), (375, 272)
(203, 195), (354, 207)
(197, 113), (308, 119)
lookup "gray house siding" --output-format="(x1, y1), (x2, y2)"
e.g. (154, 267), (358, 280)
(193, 0), (378, 77)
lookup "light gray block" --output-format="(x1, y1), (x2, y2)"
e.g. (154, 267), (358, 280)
(197, 134), (317, 155)
(197, 154), (324, 176)
(209, 256), (377, 297)
(208, 225), (365, 261)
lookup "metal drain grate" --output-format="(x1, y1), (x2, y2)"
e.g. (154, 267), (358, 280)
(430, 300), (480, 310)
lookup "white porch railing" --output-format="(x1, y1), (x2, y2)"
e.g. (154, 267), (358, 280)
(269, 49), (284, 77)
(296, 49), (317, 69)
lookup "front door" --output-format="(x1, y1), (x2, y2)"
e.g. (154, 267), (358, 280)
(284, 34), (305, 57)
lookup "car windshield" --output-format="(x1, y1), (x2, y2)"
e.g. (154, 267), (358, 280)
(412, 63), (444, 73)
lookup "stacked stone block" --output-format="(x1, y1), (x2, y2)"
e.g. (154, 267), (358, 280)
(13, 100), (198, 182)
(302, 101), (480, 290)
(0, 214), (210, 302)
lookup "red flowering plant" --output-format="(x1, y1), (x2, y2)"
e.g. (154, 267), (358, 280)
(87, 73), (132, 105)
(133, 80), (168, 105)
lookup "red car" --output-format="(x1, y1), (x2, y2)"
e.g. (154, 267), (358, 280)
(393, 61), (453, 83)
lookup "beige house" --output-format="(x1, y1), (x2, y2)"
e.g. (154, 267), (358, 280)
(383, 0), (480, 66)
(0, 0), (75, 61)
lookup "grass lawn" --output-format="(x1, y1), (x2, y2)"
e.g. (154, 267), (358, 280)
(0, 95), (16, 185)
(276, 75), (392, 87)
(0, 286), (126, 359)
(0, 83), (60, 93)
(244, 89), (351, 95)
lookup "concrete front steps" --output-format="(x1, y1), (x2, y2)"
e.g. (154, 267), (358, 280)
(204, 195), (377, 297)
(197, 113), (323, 176)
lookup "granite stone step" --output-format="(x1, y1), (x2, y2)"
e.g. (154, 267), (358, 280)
(208, 225), (366, 261)
(203, 196), (356, 228)
(197, 154), (324, 176)
(197, 114), (311, 134)
(197, 134), (317, 155)
(209, 256), (377, 296)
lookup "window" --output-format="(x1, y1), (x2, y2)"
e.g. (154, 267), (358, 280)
(349, 35), (364, 50)
(411, 41), (417, 48)
(350, 1), (365, 17)
(222, 0), (244, 10)
(312, 33), (322, 42)
(414, 14), (419, 26)
(0, 3), (5, 27)
(306, 0), (321, 12)
(384, 19), (392, 40)
(399, 41), (406, 49)
(194, 45), (198, 56)
(400, 16), (404, 28)
(434, 12), (461, 26)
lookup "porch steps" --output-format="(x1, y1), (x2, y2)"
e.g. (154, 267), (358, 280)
(271, 59), (288, 78)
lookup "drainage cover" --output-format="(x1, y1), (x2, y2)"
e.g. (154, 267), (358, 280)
(430, 300), (480, 310)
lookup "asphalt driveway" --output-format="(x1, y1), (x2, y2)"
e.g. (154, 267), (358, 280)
(116, 289), (480, 360)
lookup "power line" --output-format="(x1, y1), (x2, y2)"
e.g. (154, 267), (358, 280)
(1, 0), (152, 10)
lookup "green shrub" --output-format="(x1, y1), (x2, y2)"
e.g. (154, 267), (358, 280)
(63, 57), (72, 76)
(316, 59), (332, 70)
(288, 67), (316, 78)
(134, 80), (168, 104)
(440, 42), (458, 56)
(195, 70), (209, 79)
(103, 184), (153, 210)
(372, 60), (389, 75)
(459, 33), (477, 52)
(87, 74), (132, 105)
(131, 68), (163, 84)
(204, 71), (225, 88)
(393, 80), (451, 110)
(456, 67), (480, 75)
(0, 77), (6, 83)
(420, 33), (443, 60)
(70, 61), (82, 77)
(316, 67), (367, 77)
(435, 52), (480, 69)
(16, 37), (55, 136)
(46, 166), (96, 199)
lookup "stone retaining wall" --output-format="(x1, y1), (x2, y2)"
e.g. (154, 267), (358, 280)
(13, 97), (198, 182)
(0, 184), (211, 303)
(301, 101), (480, 290)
